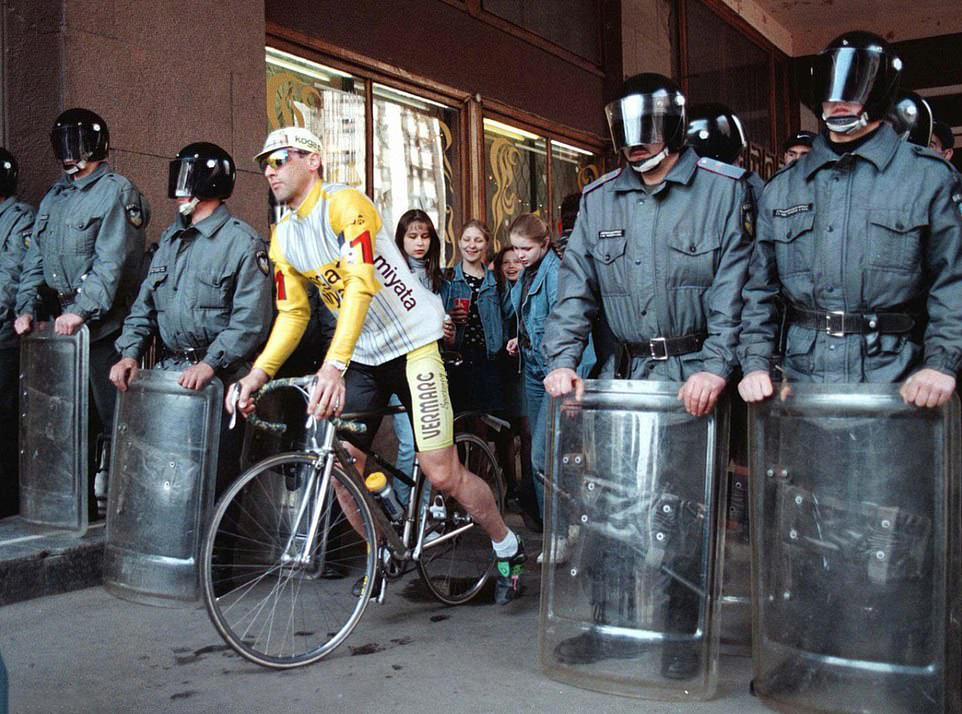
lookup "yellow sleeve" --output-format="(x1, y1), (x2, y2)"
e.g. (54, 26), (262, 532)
(252, 229), (312, 377)
(324, 189), (383, 364)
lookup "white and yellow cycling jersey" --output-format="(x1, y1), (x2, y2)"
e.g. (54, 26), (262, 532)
(253, 181), (444, 376)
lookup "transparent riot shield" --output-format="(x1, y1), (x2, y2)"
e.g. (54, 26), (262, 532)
(540, 380), (729, 701)
(750, 384), (962, 714)
(103, 370), (223, 606)
(19, 323), (89, 531)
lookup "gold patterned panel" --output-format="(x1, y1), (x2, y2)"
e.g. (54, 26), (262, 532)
(438, 119), (456, 263)
(488, 137), (522, 248)
(266, 70), (323, 131)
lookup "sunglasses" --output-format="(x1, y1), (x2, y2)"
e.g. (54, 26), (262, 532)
(258, 148), (306, 172)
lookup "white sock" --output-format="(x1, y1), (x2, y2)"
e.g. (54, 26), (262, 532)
(492, 530), (519, 558)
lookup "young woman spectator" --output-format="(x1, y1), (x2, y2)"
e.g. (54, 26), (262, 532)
(441, 220), (505, 415)
(505, 213), (564, 562)
(492, 245), (539, 528)
(390, 209), (449, 504)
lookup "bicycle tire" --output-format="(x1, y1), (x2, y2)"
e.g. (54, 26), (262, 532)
(416, 432), (504, 605)
(201, 452), (377, 668)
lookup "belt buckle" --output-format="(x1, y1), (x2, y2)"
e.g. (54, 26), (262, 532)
(825, 310), (846, 337)
(649, 337), (669, 360)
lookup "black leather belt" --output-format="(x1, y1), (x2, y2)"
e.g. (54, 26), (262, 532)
(162, 346), (208, 364)
(625, 332), (706, 361)
(786, 305), (918, 336)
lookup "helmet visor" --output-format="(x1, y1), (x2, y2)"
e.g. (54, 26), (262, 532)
(814, 47), (883, 107)
(51, 125), (99, 163)
(168, 159), (197, 199)
(605, 92), (685, 152)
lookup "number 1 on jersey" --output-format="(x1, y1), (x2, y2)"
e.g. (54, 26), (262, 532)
(350, 231), (374, 264)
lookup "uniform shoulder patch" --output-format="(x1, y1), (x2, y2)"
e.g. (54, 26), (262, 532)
(255, 249), (270, 276)
(125, 203), (144, 227)
(696, 156), (748, 180)
(583, 168), (622, 194)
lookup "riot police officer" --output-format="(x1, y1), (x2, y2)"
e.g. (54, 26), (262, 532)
(686, 102), (765, 196)
(542, 74), (754, 677)
(739, 31), (962, 406)
(737, 31), (962, 707)
(0, 149), (34, 516)
(110, 142), (272, 485)
(14, 108), (149, 513)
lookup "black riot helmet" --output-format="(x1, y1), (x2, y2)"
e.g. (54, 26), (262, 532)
(50, 108), (110, 168)
(887, 91), (933, 147)
(0, 148), (17, 197)
(685, 103), (748, 164)
(809, 31), (902, 134)
(168, 142), (236, 200)
(605, 73), (687, 172)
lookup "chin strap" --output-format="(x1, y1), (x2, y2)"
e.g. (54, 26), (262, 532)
(64, 159), (87, 176)
(823, 111), (869, 135)
(178, 197), (200, 216)
(630, 147), (669, 174)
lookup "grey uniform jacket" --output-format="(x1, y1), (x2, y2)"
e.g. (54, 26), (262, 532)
(15, 163), (150, 342)
(739, 125), (962, 382)
(114, 204), (273, 375)
(0, 197), (35, 349)
(543, 148), (754, 382)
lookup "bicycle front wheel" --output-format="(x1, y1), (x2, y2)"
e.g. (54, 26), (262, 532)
(417, 432), (504, 605)
(201, 452), (377, 668)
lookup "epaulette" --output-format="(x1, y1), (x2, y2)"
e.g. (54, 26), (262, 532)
(696, 156), (748, 180)
(583, 168), (621, 194)
(911, 144), (957, 172)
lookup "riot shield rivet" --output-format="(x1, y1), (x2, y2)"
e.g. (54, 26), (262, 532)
(881, 519), (891, 528)
(779, 469), (788, 477)
(662, 504), (671, 513)
(766, 468), (775, 478)
(587, 482), (595, 490)
(169, 461), (175, 468)
(562, 456), (569, 464)
(570, 568), (578, 577)
(789, 529), (798, 539)
(876, 551), (886, 560)
(656, 532), (665, 541)
(794, 495), (803, 505)
(163, 481), (170, 488)
(580, 514), (588, 523)
(783, 591), (790, 600)
(869, 319), (877, 329)
(574, 456), (582, 464)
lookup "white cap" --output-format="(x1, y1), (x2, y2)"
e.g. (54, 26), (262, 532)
(255, 127), (323, 162)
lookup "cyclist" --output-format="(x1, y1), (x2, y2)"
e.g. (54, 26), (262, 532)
(226, 127), (525, 604)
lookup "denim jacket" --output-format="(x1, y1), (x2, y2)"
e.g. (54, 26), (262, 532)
(441, 263), (506, 360)
(510, 249), (560, 379)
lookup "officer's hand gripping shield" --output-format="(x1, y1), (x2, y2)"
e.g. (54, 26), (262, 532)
(539, 380), (729, 701)
(103, 369), (223, 606)
(19, 323), (89, 532)
(750, 384), (962, 714)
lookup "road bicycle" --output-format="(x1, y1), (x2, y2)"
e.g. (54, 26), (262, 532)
(200, 376), (503, 668)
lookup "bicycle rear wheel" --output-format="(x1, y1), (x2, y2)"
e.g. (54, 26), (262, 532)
(417, 433), (504, 605)
(201, 452), (377, 668)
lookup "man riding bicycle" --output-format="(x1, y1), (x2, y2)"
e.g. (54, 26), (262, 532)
(226, 127), (524, 604)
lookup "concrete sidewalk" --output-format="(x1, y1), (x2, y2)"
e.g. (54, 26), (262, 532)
(0, 566), (768, 714)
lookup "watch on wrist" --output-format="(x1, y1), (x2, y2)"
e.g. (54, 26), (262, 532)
(325, 359), (348, 376)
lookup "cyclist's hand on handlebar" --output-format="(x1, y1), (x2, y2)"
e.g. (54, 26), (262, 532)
(227, 368), (270, 416)
(307, 362), (346, 419)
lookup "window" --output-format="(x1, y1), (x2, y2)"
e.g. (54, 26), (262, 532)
(266, 48), (366, 188)
(484, 119), (547, 247)
(551, 140), (599, 235)
(373, 85), (460, 262)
